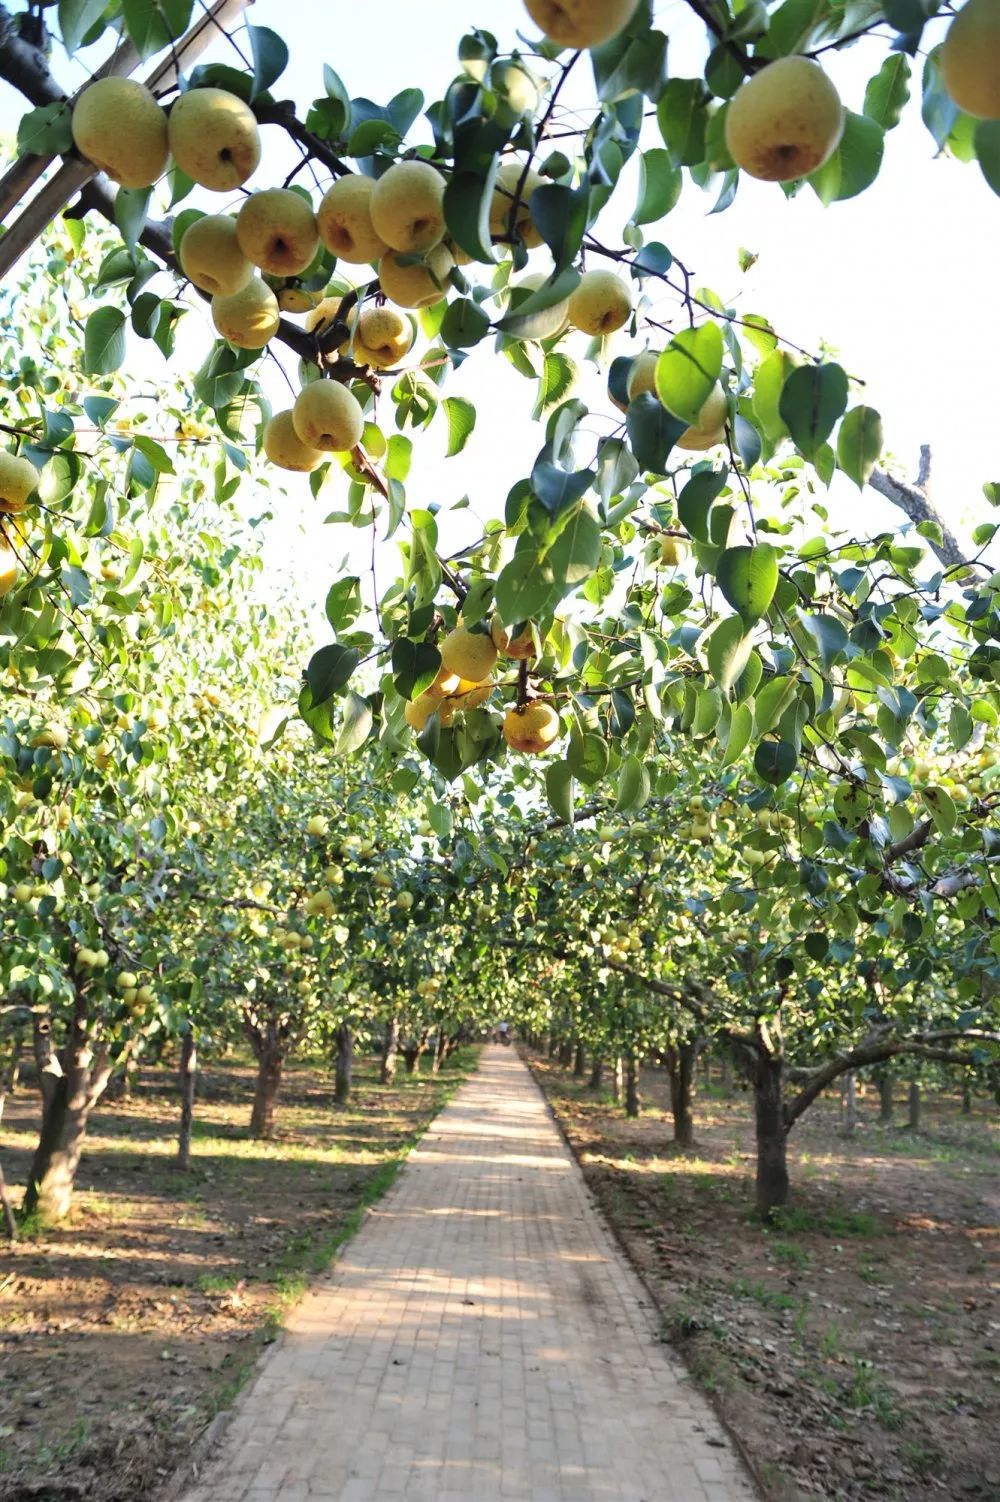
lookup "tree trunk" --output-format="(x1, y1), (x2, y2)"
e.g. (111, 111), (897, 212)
(573, 1041), (586, 1079)
(334, 1022), (353, 1104)
(548, 1033), (558, 1058)
(611, 1055), (624, 1103)
(589, 1057), (604, 1090)
(665, 1041), (699, 1149)
(559, 1038), (574, 1067)
(249, 1033), (283, 1139)
(403, 1031), (428, 1075)
(625, 1051), (641, 1118)
(431, 1029), (448, 1075)
(754, 1050), (789, 1220)
(380, 1015), (400, 1084)
(4, 1028), (24, 1095)
(720, 1052), (732, 1091)
(961, 1077), (972, 1116)
(908, 1080), (920, 1130)
(702, 1051), (712, 1086)
(176, 1028), (196, 1172)
(879, 1075), (894, 1124)
(23, 989), (113, 1222)
(0, 1092), (17, 1241)
(841, 1071), (858, 1135)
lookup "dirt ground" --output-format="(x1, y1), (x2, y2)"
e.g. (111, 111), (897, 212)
(529, 1053), (1000, 1502)
(0, 1048), (477, 1502)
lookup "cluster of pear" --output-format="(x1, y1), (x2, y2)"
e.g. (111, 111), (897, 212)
(403, 619), (561, 754)
(622, 351), (730, 451)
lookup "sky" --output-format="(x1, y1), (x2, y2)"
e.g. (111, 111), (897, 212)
(2, 0), (998, 635)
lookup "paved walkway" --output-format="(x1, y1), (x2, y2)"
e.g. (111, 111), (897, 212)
(181, 1047), (756, 1502)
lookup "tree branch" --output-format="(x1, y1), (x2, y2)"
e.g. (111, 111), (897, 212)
(869, 446), (967, 570)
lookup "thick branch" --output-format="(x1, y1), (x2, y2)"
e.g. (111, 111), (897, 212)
(869, 447), (966, 570)
(785, 1033), (988, 1127)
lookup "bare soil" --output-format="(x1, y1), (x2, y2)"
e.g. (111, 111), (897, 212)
(528, 1052), (1000, 1502)
(0, 1049), (477, 1501)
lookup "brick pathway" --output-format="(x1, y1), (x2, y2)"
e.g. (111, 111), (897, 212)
(181, 1046), (756, 1502)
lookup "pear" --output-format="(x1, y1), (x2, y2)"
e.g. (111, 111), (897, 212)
(378, 245), (454, 308)
(567, 269), (632, 335)
(0, 541), (18, 598)
(490, 615), (536, 660)
(489, 161), (546, 248)
(168, 87), (261, 190)
(276, 287), (321, 314)
(725, 57), (843, 182)
(941, 0), (1000, 118)
(370, 160), (447, 253)
(0, 452), (39, 514)
(675, 384), (729, 451)
(490, 59), (540, 127)
(658, 536), (689, 567)
(625, 349), (659, 401)
(179, 214), (252, 296)
(263, 410), (325, 472)
(522, 0), (640, 49)
(503, 702), (561, 754)
(317, 176), (388, 263)
(439, 624), (498, 682)
(292, 382), (365, 453)
(212, 276), (281, 349)
(352, 306), (413, 369)
(72, 78), (168, 189)
(236, 189), (319, 277)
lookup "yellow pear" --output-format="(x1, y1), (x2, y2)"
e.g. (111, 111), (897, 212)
(941, 0), (1000, 118)
(490, 615), (536, 660)
(167, 87), (261, 190)
(370, 160), (447, 253)
(179, 214), (252, 296)
(317, 176), (388, 263)
(625, 349), (659, 401)
(658, 536), (689, 567)
(71, 78), (168, 189)
(292, 382), (365, 453)
(263, 410), (324, 472)
(489, 161), (546, 248)
(568, 269), (632, 336)
(352, 306), (413, 369)
(0, 452), (39, 514)
(490, 60), (541, 126)
(236, 190), (319, 277)
(0, 542), (18, 598)
(450, 678), (496, 709)
(212, 277), (281, 348)
(505, 272), (570, 341)
(404, 693), (438, 732)
(523, 0), (640, 47)
(378, 245), (454, 308)
(277, 287), (321, 313)
(676, 383), (729, 450)
(426, 667), (462, 698)
(503, 701), (561, 754)
(725, 57), (843, 182)
(439, 624), (499, 682)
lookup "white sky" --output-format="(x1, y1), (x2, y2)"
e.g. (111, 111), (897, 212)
(3, 0), (998, 643)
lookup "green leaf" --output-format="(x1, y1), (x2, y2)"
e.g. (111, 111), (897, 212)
(545, 761), (576, 823)
(247, 24), (288, 98)
(778, 362), (848, 459)
(534, 353), (577, 418)
(443, 162), (498, 264)
(17, 102), (73, 157)
(626, 393), (687, 473)
(122, 0), (193, 59)
(325, 575), (362, 632)
(716, 544), (778, 624)
(808, 112), (884, 206)
(691, 684), (723, 738)
(615, 753), (650, 812)
(633, 147), (682, 224)
(496, 550), (555, 623)
(442, 396), (477, 456)
(567, 732), (610, 786)
(59, 0), (108, 53)
(722, 701), (753, 767)
(677, 467), (728, 543)
(441, 298), (490, 349)
(755, 739), (797, 786)
(529, 184), (590, 274)
(657, 78), (710, 167)
(707, 615), (754, 694)
(495, 267), (580, 335)
(655, 323), (723, 424)
(863, 55), (911, 130)
(336, 691), (373, 755)
(83, 307), (127, 376)
(976, 119), (1000, 197)
(920, 784), (957, 834)
(837, 405), (883, 488)
(802, 612), (849, 669)
(115, 187), (150, 250)
(306, 643), (360, 705)
(392, 638), (441, 700)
